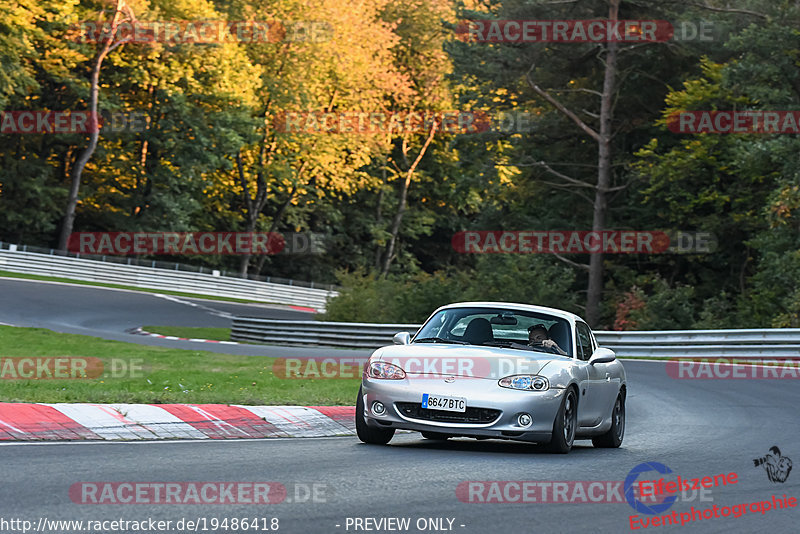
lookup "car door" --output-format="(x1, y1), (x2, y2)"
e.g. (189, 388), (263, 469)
(583, 322), (621, 424)
(574, 322), (609, 427)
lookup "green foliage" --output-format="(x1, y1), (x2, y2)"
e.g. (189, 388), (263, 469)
(322, 255), (578, 323)
(625, 276), (696, 331)
(2, 0), (800, 330)
(632, 10), (800, 329)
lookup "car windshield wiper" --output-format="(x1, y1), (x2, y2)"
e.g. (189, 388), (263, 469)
(413, 337), (468, 345)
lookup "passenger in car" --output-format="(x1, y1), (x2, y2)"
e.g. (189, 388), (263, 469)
(527, 324), (568, 356)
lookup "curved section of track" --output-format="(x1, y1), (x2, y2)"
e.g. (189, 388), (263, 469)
(1, 277), (797, 532)
(1, 360), (797, 532)
(0, 277), (364, 357)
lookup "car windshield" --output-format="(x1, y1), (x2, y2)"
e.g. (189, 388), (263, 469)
(413, 306), (573, 357)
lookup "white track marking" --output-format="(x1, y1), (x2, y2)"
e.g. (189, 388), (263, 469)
(153, 294), (233, 318)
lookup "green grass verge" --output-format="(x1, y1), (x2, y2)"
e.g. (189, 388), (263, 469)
(143, 326), (232, 341)
(0, 270), (269, 305)
(0, 326), (359, 405)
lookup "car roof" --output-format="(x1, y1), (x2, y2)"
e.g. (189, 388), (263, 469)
(431, 301), (586, 325)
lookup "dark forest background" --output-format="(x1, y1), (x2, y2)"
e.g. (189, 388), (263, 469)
(1, 0), (798, 328)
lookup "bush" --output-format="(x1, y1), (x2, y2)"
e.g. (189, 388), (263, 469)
(321, 255), (580, 323)
(624, 275), (696, 330)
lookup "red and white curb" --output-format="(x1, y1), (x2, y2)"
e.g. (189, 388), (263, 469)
(129, 327), (240, 345)
(0, 403), (355, 441)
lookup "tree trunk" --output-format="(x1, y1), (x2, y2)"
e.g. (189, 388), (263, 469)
(381, 175), (410, 275)
(523, 0), (620, 326)
(585, 1), (619, 327)
(236, 141), (267, 277)
(57, 0), (130, 251)
(237, 213), (260, 277)
(380, 122), (438, 276)
(374, 160), (387, 269)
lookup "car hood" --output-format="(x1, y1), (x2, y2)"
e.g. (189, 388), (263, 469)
(373, 343), (560, 380)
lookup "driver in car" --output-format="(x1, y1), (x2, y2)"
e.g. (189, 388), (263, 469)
(527, 324), (568, 356)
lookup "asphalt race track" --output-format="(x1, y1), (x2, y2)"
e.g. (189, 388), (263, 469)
(0, 277), (367, 358)
(1, 361), (798, 533)
(1, 278), (799, 532)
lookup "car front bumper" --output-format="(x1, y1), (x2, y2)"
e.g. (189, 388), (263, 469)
(361, 377), (566, 443)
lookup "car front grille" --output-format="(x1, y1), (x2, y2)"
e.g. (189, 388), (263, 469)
(395, 402), (501, 424)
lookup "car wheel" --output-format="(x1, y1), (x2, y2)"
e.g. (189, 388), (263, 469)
(421, 431), (450, 440)
(592, 391), (625, 448)
(545, 387), (577, 454)
(355, 387), (395, 445)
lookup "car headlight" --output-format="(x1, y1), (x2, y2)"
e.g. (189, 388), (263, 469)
(367, 360), (406, 380)
(498, 375), (549, 391)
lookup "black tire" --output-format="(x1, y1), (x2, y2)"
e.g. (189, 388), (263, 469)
(421, 431), (450, 440)
(592, 391), (625, 448)
(355, 387), (395, 445)
(544, 387), (577, 454)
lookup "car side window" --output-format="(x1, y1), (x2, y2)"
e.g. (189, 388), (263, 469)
(575, 332), (586, 361)
(576, 322), (593, 361)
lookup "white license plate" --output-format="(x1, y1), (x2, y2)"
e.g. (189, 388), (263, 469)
(421, 394), (466, 412)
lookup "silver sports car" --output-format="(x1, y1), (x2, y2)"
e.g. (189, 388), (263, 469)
(356, 302), (626, 453)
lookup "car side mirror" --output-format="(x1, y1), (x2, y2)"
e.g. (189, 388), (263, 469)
(393, 332), (411, 345)
(589, 347), (616, 365)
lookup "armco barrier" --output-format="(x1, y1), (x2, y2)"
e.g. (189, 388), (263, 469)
(232, 317), (421, 348)
(231, 318), (800, 357)
(593, 329), (800, 358)
(0, 247), (336, 312)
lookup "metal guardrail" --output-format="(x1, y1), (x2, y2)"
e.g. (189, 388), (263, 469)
(593, 329), (800, 358)
(232, 317), (421, 348)
(0, 247), (337, 312)
(231, 318), (800, 357)
(0, 241), (336, 290)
